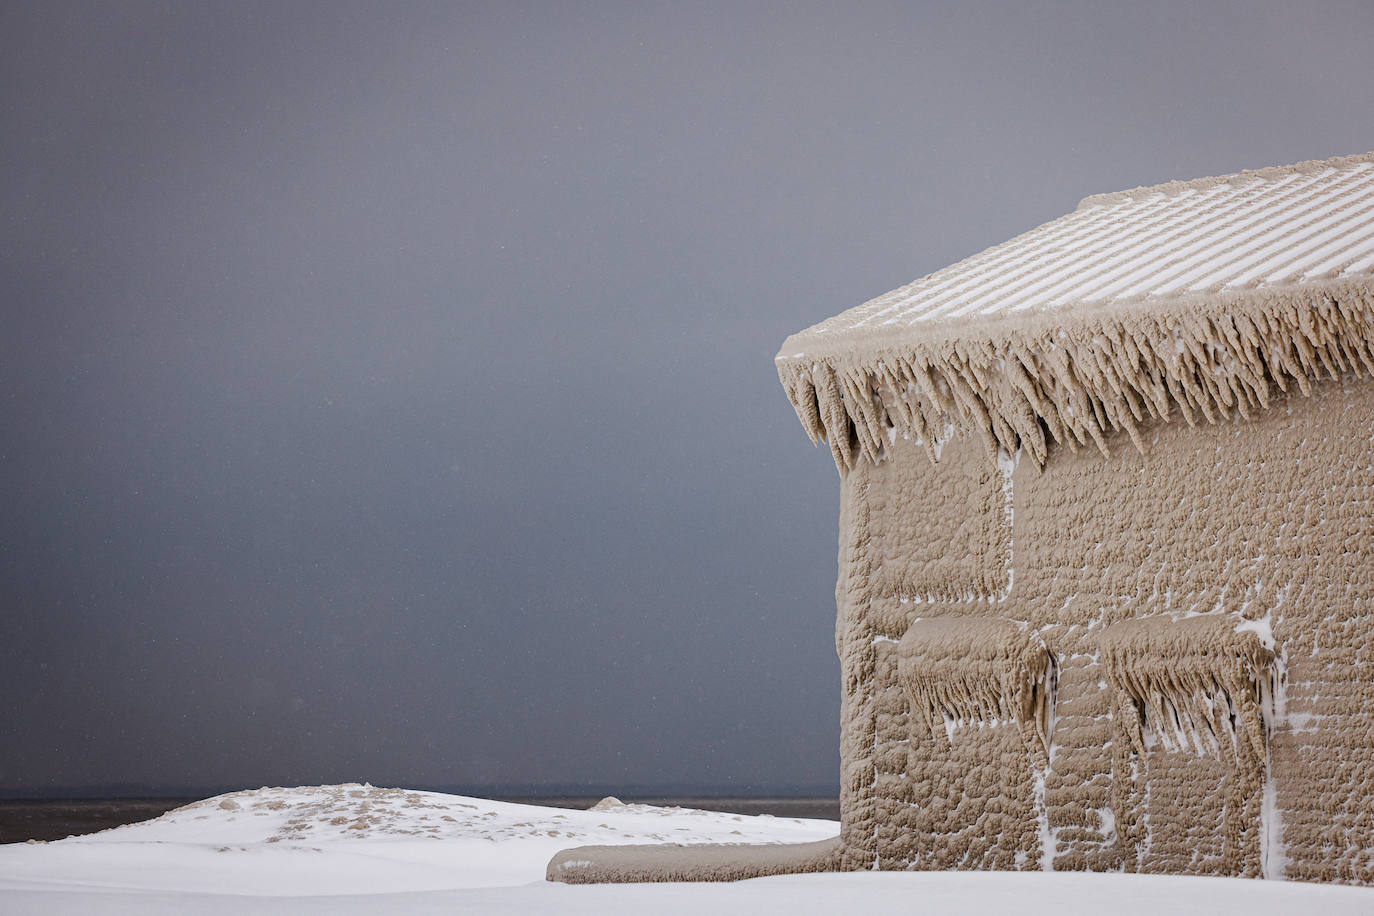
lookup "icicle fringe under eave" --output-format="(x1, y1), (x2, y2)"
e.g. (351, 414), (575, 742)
(775, 277), (1374, 472)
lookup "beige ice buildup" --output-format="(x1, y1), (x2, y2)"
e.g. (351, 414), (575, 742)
(549, 151), (1374, 885)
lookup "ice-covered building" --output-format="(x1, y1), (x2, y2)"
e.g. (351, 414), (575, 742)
(551, 151), (1374, 884)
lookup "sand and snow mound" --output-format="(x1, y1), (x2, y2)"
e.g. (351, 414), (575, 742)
(87, 783), (833, 849)
(0, 784), (838, 900)
(2, 789), (1373, 914)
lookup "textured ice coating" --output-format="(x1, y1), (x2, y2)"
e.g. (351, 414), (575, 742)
(775, 153), (1374, 472)
(829, 382), (1374, 882)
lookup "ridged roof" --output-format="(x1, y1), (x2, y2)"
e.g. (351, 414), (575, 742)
(794, 152), (1374, 344)
(776, 152), (1374, 471)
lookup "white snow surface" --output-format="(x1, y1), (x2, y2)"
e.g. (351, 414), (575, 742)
(1, 783), (1371, 915)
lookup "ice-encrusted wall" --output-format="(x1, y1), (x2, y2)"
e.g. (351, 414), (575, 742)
(834, 376), (1374, 883)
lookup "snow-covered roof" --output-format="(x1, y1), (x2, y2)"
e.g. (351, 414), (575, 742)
(776, 152), (1374, 471)
(841, 153), (1374, 329)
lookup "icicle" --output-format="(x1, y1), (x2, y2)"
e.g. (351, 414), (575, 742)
(776, 280), (1374, 474)
(838, 371), (884, 464)
(790, 369), (824, 445)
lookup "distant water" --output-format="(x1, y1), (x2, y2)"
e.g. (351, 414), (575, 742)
(0, 796), (839, 844)
(0, 799), (201, 845)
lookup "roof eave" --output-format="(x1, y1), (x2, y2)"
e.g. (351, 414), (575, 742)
(776, 276), (1374, 472)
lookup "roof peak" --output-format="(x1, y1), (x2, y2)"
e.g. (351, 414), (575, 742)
(1075, 150), (1374, 211)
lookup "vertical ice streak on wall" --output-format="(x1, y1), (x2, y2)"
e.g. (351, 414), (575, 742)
(1034, 770), (1055, 871)
(1250, 615), (1289, 880)
(996, 446), (1018, 602)
(1261, 764), (1287, 880)
(1034, 651), (1060, 873)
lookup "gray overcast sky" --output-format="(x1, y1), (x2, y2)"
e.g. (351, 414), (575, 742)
(4, 1), (1374, 797)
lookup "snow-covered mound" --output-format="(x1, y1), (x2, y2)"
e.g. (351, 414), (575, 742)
(85, 783), (833, 849)
(3, 786), (1373, 914)
(0, 783), (837, 899)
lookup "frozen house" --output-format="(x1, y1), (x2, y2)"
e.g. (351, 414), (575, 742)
(551, 151), (1374, 885)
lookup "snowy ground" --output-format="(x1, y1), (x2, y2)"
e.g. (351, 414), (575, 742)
(1, 784), (1371, 914)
